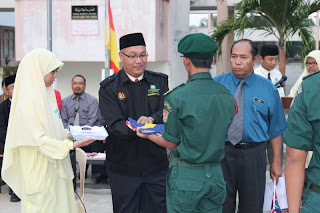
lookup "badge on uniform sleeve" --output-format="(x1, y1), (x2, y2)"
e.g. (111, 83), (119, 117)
(297, 85), (302, 95)
(163, 109), (169, 123)
(118, 92), (125, 100)
(164, 101), (173, 112)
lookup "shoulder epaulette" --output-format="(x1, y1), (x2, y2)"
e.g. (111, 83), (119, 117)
(164, 83), (185, 96)
(303, 70), (320, 80)
(145, 70), (168, 79)
(220, 84), (230, 92)
(214, 80), (230, 92)
(100, 73), (118, 87)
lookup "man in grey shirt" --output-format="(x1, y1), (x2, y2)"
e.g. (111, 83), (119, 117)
(61, 74), (99, 129)
(61, 75), (107, 183)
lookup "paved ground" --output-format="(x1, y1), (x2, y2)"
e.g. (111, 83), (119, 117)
(0, 165), (113, 213)
(0, 63), (302, 212)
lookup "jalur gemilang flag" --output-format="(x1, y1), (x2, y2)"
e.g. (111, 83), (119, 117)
(105, 1), (120, 73)
(271, 191), (281, 213)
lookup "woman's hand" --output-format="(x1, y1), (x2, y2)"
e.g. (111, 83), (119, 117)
(73, 138), (95, 149)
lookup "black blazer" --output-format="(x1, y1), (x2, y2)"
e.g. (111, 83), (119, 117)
(0, 99), (10, 154)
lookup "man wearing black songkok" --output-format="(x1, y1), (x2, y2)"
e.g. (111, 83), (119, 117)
(99, 33), (169, 213)
(0, 74), (20, 202)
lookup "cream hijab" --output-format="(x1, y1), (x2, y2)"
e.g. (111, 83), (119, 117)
(289, 50), (320, 97)
(1, 49), (74, 194)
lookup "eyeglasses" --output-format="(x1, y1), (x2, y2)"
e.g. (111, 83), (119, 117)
(121, 51), (148, 60)
(72, 82), (85, 86)
(6, 86), (14, 91)
(306, 62), (318, 66)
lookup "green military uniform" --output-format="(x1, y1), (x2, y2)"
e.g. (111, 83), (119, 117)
(283, 71), (320, 213)
(163, 72), (236, 213)
(162, 33), (236, 213)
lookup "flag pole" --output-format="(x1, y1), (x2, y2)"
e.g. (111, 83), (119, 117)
(105, 0), (110, 78)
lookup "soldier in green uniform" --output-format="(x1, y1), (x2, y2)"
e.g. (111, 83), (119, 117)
(284, 71), (320, 213)
(137, 33), (237, 212)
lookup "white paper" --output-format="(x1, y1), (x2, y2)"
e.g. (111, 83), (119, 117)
(69, 125), (108, 140)
(263, 177), (288, 211)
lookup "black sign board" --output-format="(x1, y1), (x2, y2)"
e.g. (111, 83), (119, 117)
(72, 5), (98, 20)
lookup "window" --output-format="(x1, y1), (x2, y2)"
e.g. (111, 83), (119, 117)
(2, 28), (15, 59)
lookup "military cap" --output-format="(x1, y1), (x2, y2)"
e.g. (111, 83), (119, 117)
(261, 44), (279, 57)
(178, 33), (218, 58)
(4, 74), (16, 87)
(120, 33), (146, 50)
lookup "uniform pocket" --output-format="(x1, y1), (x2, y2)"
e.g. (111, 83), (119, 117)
(253, 98), (267, 125)
(169, 178), (204, 212)
(201, 178), (226, 211)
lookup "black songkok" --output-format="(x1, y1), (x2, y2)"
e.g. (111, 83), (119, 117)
(260, 45), (279, 58)
(120, 33), (146, 50)
(4, 75), (16, 87)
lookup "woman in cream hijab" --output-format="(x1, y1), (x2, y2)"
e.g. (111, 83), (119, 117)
(288, 50), (320, 169)
(1, 49), (94, 212)
(288, 50), (320, 97)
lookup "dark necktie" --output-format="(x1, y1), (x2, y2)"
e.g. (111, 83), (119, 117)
(74, 97), (80, 126)
(228, 79), (245, 145)
(268, 73), (271, 81)
(135, 79), (139, 82)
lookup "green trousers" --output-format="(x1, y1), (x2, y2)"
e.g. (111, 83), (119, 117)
(166, 158), (226, 213)
(301, 182), (320, 213)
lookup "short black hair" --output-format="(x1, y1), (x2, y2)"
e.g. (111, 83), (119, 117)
(1, 79), (4, 87)
(187, 57), (213, 69)
(72, 75), (86, 84)
(231, 39), (258, 60)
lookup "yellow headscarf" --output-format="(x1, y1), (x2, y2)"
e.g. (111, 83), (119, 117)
(289, 50), (320, 97)
(1, 49), (74, 195)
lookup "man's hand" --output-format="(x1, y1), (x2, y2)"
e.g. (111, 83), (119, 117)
(270, 160), (283, 184)
(137, 116), (153, 124)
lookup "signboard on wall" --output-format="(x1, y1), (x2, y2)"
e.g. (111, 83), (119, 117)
(72, 20), (99, 35)
(72, 5), (98, 20)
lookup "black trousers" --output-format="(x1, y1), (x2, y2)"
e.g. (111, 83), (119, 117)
(222, 142), (267, 213)
(108, 168), (168, 213)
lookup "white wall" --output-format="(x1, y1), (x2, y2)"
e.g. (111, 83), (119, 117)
(15, 0), (170, 62)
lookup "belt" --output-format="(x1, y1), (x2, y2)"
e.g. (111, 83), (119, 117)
(225, 141), (265, 149)
(310, 184), (320, 194)
(177, 160), (219, 167)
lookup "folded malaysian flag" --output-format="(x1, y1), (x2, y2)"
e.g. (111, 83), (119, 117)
(271, 189), (281, 213)
(126, 117), (164, 135)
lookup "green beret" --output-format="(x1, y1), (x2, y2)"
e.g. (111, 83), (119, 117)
(178, 33), (218, 58)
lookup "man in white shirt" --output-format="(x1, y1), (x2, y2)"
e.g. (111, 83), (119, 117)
(255, 44), (285, 97)
(255, 44), (284, 170)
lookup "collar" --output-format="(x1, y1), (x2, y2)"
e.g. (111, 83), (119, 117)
(187, 72), (212, 83)
(125, 72), (144, 82)
(72, 92), (86, 100)
(256, 65), (271, 77)
(231, 71), (255, 87)
(118, 69), (147, 85)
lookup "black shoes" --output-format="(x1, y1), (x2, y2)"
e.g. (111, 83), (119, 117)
(10, 192), (20, 202)
(91, 173), (108, 184)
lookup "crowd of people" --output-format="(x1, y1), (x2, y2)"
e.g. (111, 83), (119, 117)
(0, 32), (319, 213)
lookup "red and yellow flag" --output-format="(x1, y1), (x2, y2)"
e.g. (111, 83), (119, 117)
(105, 1), (120, 73)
